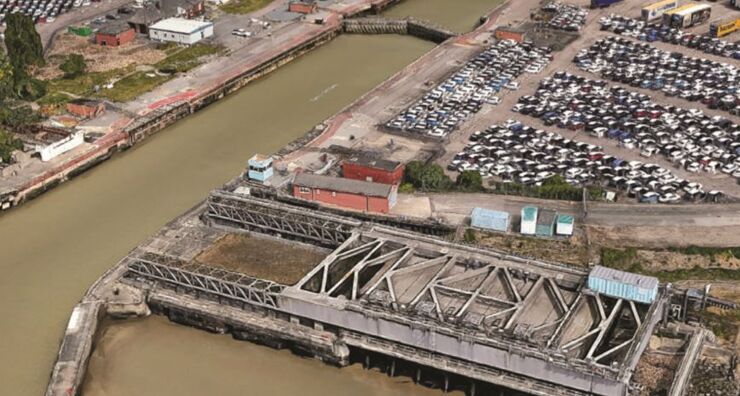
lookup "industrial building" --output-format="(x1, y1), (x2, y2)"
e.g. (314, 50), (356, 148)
(470, 207), (509, 232)
(292, 172), (398, 214)
(148, 18), (214, 44)
(121, 190), (666, 396)
(128, 0), (206, 33)
(95, 22), (136, 46)
(341, 156), (404, 185)
(520, 206), (537, 234)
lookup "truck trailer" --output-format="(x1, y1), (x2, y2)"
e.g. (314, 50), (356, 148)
(642, 0), (679, 22)
(663, 3), (711, 29)
(591, 0), (623, 8)
(710, 17), (740, 38)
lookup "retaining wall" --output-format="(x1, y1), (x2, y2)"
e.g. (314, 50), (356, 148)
(342, 17), (456, 43)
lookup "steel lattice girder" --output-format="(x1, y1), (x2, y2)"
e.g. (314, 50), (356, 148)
(204, 193), (358, 246)
(127, 254), (285, 308)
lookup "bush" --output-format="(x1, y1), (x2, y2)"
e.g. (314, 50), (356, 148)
(0, 129), (23, 163)
(456, 170), (483, 191)
(398, 182), (415, 194)
(0, 104), (41, 130)
(404, 161), (453, 192)
(59, 54), (86, 79)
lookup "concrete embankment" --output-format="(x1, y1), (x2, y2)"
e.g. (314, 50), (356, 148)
(342, 17), (456, 43)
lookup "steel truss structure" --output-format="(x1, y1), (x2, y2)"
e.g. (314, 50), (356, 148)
(126, 253), (285, 308)
(296, 233), (646, 368)
(205, 191), (360, 247)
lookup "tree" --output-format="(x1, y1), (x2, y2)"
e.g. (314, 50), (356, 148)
(0, 49), (14, 103)
(59, 54), (86, 79)
(456, 170), (483, 191)
(4, 13), (44, 76)
(404, 161), (453, 191)
(0, 129), (23, 163)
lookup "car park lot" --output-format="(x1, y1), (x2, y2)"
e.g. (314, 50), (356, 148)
(514, 71), (740, 183)
(385, 39), (551, 139)
(542, 1), (589, 32)
(574, 36), (740, 116)
(599, 14), (740, 60)
(449, 118), (726, 203)
(0, 0), (83, 25)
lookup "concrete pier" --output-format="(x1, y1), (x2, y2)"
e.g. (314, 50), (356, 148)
(342, 17), (457, 43)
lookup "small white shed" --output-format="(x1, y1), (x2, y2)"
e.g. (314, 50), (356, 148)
(149, 18), (214, 45)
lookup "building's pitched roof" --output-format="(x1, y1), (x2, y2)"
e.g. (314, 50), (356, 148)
(97, 21), (133, 35)
(344, 155), (401, 172)
(294, 173), (394, 198)
(128, 4), (164, 25)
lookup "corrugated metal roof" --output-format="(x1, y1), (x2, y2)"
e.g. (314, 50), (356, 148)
(294, 173), (393, 197)
(557, 214), (574, 224)
(149, 18), (212, 34)
(521, 206), (538, 222)
(537, 209), (557, 226)
(590, 266), (659, 290)
(471, 208), (509, 231)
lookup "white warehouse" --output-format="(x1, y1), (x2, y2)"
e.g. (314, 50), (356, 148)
(148, 18), (214, 45)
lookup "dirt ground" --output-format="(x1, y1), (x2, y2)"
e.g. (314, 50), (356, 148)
(470, 228), (597, 266)
(194, 233), (328, 285)
(632, 352), (682, 396)
(36, 33), (167, 80)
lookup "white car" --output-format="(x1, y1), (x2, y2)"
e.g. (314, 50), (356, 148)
(488, 96), (501, 105)
(659, 193), (681, 204)
(505, 81), (520, 90)
(232, 29), (252, 37)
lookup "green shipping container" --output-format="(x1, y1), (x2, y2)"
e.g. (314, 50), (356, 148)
(68, 26), (93, 37)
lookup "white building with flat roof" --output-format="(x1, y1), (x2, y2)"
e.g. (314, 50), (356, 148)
(148, 18), (214, 45)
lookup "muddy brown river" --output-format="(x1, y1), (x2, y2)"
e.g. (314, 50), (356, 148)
(0, 2), (499, 395)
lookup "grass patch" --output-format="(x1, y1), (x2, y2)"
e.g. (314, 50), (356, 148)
(220, 0), (273, 14)
(697, 309), (740, 342)
(155, 44), (224, 73)
(96, 71), (172, 103)
(36, 91), (73, 107)
(600, 247), (740, 282)
(44, 68), (128, 98)
(668, 246), (740, 260)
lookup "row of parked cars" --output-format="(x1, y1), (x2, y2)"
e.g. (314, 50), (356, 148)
(449, 120), (722, 203)
(513, 71), (740, 182)
(574, 36), (740, 116)
(386, 40), (550, 139)
(0, 0), (87, 25)
(542, 1), (589, 32)
(599, 14), (740, 60)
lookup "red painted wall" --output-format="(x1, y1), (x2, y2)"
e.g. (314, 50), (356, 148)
(494, 29), (525, 43)
(341, 162), (404, 185)
(95, 28), (135, 46)
(292, 185), (391, 214)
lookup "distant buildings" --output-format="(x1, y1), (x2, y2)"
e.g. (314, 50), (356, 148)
(95, 22), (135, 46)
(288, 0), (318, 14)
(128, 0), (205, 34)
(148, 18), (214, 44)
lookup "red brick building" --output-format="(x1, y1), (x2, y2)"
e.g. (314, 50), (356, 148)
(67, 99), (105, 118)
(95, 22), (136, 46)
(341, 156), (404, 185)
(288, 0), (318, 14)
(494, 25), (527, 43)
(293, 173), (398, 214)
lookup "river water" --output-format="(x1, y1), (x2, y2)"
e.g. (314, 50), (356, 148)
(0, 2), (497, 396)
